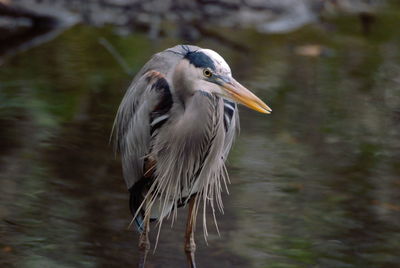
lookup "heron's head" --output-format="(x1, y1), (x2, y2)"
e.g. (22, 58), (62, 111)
(175, 48), (271, 114)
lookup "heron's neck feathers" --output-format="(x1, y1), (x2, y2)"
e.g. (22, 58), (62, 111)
(171, 59), (197, 104)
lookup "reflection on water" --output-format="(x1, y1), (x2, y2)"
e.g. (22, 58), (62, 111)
(1, 7), (400, 268)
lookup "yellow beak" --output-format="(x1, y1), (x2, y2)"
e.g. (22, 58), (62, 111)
(221, 78), (272, 114)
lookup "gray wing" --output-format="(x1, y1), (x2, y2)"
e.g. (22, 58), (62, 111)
(112, 71), (168, 189)
(112, 45), (200, 189)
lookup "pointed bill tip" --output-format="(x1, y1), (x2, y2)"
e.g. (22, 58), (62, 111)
(253, 103), (272, 114)
(261, 103), (272, 114)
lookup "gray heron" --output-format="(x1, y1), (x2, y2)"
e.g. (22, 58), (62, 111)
(112, 45), (271, 267)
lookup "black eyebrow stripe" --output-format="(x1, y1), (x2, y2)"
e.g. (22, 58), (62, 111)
(184, 51), (216, 71)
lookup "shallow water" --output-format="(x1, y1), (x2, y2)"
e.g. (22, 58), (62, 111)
(1, 6), (400, 268)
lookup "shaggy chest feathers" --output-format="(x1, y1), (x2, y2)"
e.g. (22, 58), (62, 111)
(150, 92), (226, 196)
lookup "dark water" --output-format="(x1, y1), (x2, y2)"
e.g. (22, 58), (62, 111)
(1, 7), (400, 268)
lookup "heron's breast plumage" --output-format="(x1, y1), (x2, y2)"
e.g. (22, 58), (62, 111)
(142, 90), (232, 226)
(151, 92), (226, 197)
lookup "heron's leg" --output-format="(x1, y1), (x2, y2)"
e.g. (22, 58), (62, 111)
(138, 211), (150, 268)
(139, 202), (150, 268)
(185, 197), (197, 268)
(138, 213), (150, 250)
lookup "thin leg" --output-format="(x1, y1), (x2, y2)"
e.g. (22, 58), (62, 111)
(138, 213), (150, 250)
(185, 197), (197, 268)
(138, 213), (150, 268)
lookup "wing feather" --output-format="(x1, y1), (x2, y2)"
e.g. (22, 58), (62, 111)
(222, 99), (239, 161)
(113, 71), (173, 189)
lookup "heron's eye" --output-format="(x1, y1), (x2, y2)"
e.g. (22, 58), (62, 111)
(203, 69), (212, 78)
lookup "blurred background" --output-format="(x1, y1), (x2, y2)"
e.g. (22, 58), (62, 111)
(1, 0), (400, 267)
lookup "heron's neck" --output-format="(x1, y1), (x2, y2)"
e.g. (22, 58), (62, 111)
(171, 60), (196, 106)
